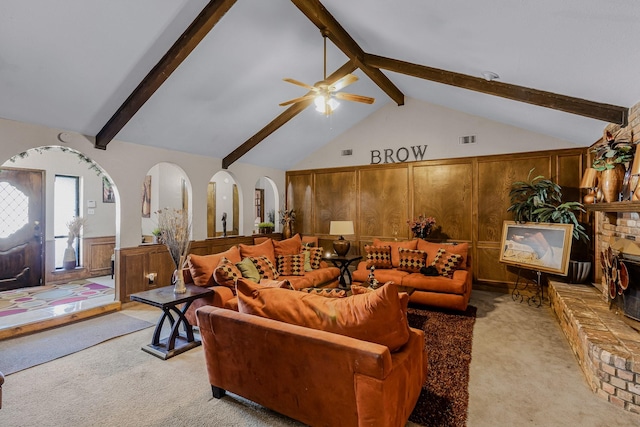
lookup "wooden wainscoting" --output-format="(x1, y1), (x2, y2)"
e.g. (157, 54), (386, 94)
(44, 236), (115, 285)
(286, 148), (587, 290)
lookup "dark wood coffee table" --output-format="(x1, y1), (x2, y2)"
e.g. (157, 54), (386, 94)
(130, 284), (213, 360)
(323, 254), (362, 288)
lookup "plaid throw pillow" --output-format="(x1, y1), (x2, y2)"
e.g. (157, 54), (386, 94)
(365, 245), (393, 269)
(249, 255), (280, 280)
(213, 257), (242, 289)
(277, 254), (305, 276)
(398, 248), (427, 273)
(301, 247), (324, 270)
(431, 248), (463, 278)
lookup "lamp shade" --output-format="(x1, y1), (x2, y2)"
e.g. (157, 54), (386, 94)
(580, 168), (598, 188)
(329, 221), (354, 236)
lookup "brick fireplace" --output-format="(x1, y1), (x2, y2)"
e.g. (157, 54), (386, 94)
(549, 101), (640, 414)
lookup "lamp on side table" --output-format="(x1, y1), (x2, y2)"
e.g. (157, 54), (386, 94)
(330, 221), (354, 256)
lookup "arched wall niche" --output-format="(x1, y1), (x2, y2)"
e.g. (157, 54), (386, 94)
(141, 162), (192, 243)
(1, 145), (117, 287)
(254, 176), (280, 233)
(208, 170), (242, 237)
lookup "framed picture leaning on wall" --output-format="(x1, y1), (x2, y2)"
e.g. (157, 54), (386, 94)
(499, 221), (574, 276)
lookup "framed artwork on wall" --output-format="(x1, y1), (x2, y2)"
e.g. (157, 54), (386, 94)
(499, 221), (574, 276)
(102, 176), (115, 203)
(142, 175), (151, 218)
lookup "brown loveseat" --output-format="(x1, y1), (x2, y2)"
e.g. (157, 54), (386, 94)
(353, 239), (472, 311)
(182, 234), (340, 324)
(196, 279), (427, 427)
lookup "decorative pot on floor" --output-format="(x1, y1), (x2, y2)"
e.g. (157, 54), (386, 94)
(600, 164), (625, 203)
(568, 260), (592, 284)
(63, 244), (77, 270)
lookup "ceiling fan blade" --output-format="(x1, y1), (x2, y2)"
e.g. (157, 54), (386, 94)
(329, 74), (358, 92)
(283, 78), (317, 91)
(279, 94), (316, 107)
(334, 92), (375, 104)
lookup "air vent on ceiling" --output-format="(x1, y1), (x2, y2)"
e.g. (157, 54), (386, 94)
(459, 135), (476, 145)
(341, 149), (353, 156)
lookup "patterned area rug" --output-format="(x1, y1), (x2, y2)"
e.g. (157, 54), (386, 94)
(0, 281), (114, 318)
(408, 305), (477, 427)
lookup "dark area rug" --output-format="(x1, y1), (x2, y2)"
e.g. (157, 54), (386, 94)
(0, 312), (153, 375)
(408, 305), (477, 427)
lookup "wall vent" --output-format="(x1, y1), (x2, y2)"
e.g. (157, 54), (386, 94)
(459, 135), (477, 144)
(341, 149), (353, 156)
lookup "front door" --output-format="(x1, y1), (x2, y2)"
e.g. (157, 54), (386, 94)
(0, 167), (45, 291)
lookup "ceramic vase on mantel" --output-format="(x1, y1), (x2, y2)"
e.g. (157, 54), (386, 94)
(600, 163), (626, 203)
(283, 222), (292, 239)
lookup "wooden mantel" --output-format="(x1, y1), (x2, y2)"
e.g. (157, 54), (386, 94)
(585, 202), (640, 213)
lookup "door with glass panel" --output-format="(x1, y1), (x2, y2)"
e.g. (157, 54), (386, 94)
(0, 167), (45, 291)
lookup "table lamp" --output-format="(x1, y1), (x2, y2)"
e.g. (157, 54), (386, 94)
(329, 221), (354, 257)
(579, 167), (598, 204)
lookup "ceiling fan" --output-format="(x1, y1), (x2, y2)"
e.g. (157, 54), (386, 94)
(279, 31), (375, 115)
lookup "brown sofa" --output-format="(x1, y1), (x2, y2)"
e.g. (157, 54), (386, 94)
(196, 279), (427, 427)
(182, 234), (340, 324)
(353, 239), (472, 311)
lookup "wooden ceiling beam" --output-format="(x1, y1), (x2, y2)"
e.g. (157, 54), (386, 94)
(94, 0), (237, 150)
(291, 0), (404, 106)
(365, 53), (628, 126)
(222, 61), (357, 169)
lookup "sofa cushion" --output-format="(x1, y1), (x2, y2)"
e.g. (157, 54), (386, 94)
(301, 246), (324, 270)
(398, 248), (427, 273)
(402, 271), (468, 295)
(236, 278), (410, 352)
(299, 288), (348, 298)
(373, 239), (418, 267)
(187, 246), (241, 287)
(257, 278), (294, 289)
(302, 249), (313, 272)
(352, 267), (409, 284)
(213, 257), (242, 289)
(236, 257), (261, 283)
(276, 254), (305, 276)
(417, 240), (469, 269)
(250, 255), (280, 280)
(365, 245), (393, 269)
(273, 233), (302, 256)
(295, 266), (340, 288)
(239, 238), (276, 265)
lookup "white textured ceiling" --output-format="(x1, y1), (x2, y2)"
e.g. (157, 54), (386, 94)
(1, 0), (639, 170)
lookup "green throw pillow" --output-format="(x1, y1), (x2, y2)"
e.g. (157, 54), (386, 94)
(302, 249), (313, 272)
(236, 257), (261, 283)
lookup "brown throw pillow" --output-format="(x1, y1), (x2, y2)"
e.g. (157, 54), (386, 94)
(299, 288), (348, 298)
(249, 255), (280, 280)
(257, 279), (294, 289)
(398, 247), (427, 273)
(431, 248), (463, 278)
(301, 246), (324, 270)
(213, 257), (242, 289)
(273, 234), (302, 256)
(365, 245), (393, 269)
(239, 238), (276, 265)
(276, 254), (305, 276)
(187, 246), (241, 287)
(373, 238), (418, 267)
(236, 278), (410, 352)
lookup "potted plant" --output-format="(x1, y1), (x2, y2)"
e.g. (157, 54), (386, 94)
(590, 127), (635, 203)
(151, 228), (162, 244)
(508, 169), (590, 282)
(259, 222), (275, 234)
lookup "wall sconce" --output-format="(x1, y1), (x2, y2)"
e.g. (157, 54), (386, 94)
(329, 221), (354, 256)
(580, 167), (599, 204)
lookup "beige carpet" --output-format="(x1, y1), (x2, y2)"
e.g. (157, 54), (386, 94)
(1, 291), (639, 426)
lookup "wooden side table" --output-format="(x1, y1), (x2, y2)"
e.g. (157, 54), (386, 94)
(323, 255), (362, 288)
(130, 284), (213, 360)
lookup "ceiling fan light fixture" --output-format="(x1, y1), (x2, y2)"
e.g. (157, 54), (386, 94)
(314, 95), (339, 114)
(481, 71), (499, 82)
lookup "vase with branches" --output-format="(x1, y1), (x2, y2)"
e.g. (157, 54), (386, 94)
(156, 208), (191, 293)
(63, 216), (86, 270)
(279, 208), (296, 238)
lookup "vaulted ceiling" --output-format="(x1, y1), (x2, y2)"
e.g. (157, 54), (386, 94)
(1, 0), (639, 170)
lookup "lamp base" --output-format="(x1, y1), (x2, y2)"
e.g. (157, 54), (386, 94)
(333, 239), (350, 257)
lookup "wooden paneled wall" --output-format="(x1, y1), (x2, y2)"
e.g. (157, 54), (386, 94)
(45, 236), (115, 285)
(287, 149), (586, 291)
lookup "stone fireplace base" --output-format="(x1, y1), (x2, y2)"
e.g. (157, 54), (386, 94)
(549, 281), (640, 413)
